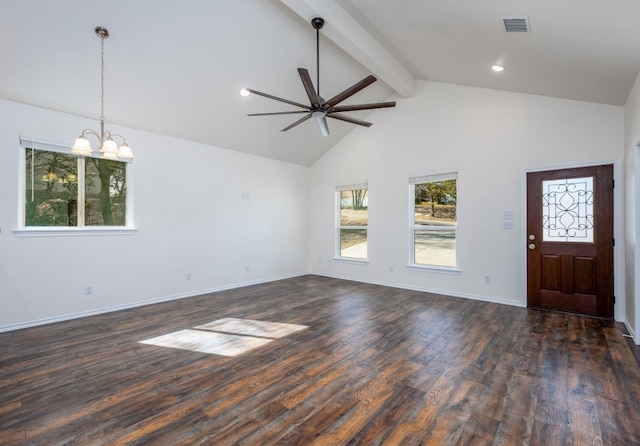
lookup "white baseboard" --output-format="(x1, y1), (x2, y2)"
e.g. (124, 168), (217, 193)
(624, 320), (637, 345)
(313, 272), (525, 308)
(0, 272), (308, 333)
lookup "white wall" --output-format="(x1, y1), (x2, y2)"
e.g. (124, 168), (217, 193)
(0, 98), (310, 331)
(0, 81), (629, 332)
(309, 81), (624, 313)
(624, 71), (640, 342)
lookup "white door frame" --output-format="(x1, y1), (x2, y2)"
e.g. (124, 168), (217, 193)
(634, 145), (640, 344)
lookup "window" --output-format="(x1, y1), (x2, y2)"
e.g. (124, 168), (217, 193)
(336, 183), (368, 260)
(410, 171), (457, 268)
(21, 136), (132, 231)
(542, 177), (594, 243)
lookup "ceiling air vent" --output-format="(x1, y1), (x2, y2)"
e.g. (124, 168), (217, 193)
(502, 17), (530, 33)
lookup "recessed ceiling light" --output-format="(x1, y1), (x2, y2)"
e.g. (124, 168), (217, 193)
(491, 64), (505, 72)
(240, 88), (250, 97)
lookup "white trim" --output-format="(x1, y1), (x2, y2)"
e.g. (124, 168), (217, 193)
(624, 320), (636, 343)
(521, 160), (624, 321)
(635, 146), (640, 344)
(13, 227), (137, 237)
(409, 169), (458, 184)
(335, 181), (368, 191)
(17, 143), (26, 228)
(18, 136), (135, 232)
(0, 272), (307, 333)
(316, 271), (521, 307)
(77, 157), (86, 226)
(332, 257), (370, 265)
(335, 183), (369, 261)
(408, 170), (459, 269)
(19, 133), (73, 154)
(405, 264), (461, 274)
(414, 225), (456, 231)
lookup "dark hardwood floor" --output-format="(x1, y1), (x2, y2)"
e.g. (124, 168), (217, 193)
(1, 275), (640, 445)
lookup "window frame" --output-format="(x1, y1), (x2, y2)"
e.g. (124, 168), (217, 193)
(335, 182), (369, 262)
(15, 134), (136, 237)
(408, 170), (460, 273)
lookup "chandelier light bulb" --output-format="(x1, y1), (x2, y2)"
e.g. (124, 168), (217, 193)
(71, 136), (93, 155)
(118, 143), (134, 159)
(101, 138), (118, 156)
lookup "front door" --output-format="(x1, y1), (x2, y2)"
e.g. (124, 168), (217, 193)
(526, 165), (614, 318)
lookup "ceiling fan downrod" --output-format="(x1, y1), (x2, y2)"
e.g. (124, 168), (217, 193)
(312, 17), (324, 98)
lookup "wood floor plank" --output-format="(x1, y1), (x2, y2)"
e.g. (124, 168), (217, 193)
(1, 275), (639, 445)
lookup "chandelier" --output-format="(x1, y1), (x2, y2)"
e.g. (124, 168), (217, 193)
(71, 27), (134, 160)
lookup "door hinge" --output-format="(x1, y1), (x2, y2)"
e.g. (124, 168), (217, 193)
(613, 238), (616, 247)
(613, 179), (615, 188)
(613, 295), (616, 303)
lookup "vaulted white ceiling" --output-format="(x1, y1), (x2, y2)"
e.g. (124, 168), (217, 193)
(2, 0), (639, 166)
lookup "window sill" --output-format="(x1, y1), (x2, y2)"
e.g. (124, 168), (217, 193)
(14, 227), (137, 237)
(406, 264), (461, 274)
(333, 257), (370, 265)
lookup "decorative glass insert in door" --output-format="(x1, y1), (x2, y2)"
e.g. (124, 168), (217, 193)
(542, 177), (594, 243)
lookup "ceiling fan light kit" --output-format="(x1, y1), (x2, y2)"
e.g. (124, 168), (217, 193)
(244, 17), (395, 137)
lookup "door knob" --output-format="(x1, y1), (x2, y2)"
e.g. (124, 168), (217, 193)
(528, 243), (536, 250)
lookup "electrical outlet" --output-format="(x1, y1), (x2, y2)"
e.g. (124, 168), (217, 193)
(245, 265), (250, 272)
(504, 221), (514, 229)
(483, 276), (491, 284)
(85, 285), (94, 295)
(186, 272), (191, 280)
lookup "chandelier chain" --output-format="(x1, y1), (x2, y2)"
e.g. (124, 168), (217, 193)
(100, 34), (105, 126)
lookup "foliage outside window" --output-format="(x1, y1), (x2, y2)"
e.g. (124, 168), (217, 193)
(410, 172), (457, 267)
(24, 145), (128, 228)
(336, 184), (368, 260)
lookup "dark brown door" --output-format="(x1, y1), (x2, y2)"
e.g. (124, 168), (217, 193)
(527, 165), (614, 318)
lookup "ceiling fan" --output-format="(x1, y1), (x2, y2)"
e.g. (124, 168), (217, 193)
(244, 17), (396, 137)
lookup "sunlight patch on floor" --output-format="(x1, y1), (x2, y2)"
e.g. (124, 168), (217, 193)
(140, 318), (308, 356)
(195, 317), (308, 339)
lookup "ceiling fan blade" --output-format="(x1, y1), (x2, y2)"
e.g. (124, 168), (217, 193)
(327, 113), (373, 127)
(324, 75), (377, 107)
(247, 110), (309, 116)
(281, 114), (312, 132)
(316, 116), (330, 137)
(298, 68), (322, 109)
(328, 101), (396, 113)
(245, 88), (310, 110)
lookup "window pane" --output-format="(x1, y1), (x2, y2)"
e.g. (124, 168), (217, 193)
(542, 177), (594, 243)
(414, 229), (456, 267)
(340, 189), (368, 226)
(414, 180), (456, 225)
(340, 229), (367, 259)
(85, 158), (127, 226)
(25, 149), (78, 226)
(413, 178), (457, 266)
